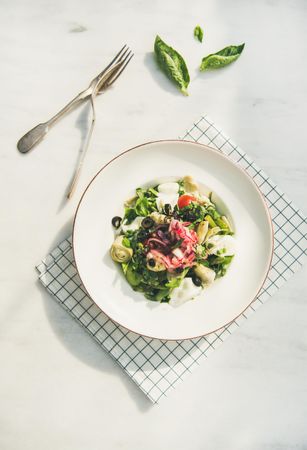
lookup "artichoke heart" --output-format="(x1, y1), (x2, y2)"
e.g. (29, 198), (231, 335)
(146, 252), (166, 272)
(197, 220), (209, 244)
(194, 264), (216, 286)
(183, 175), (199, 193)
(110, 236), (133, 263)
(147, 261), (166, 272)
(205, 226), (221, 241)
(150, 211), (170, 224)
(183, 175), (211, 205)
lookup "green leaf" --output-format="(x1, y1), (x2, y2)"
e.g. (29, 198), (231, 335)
(122, 236), (131, 248)
(207, 206), (220, 220)
(198, 259), (210, 267)
(178, 180), (185, 195)
(121, 263), (129, 275)
(194, 25), (204, 43)
(200, 43), (245, 72)
(155, 288), (171, 302)
(209, 255), (234, 266)
(135, 197), (149, 216)
(204, 214), (217, 228)
(136, 187), (145, 199)
(154, 35), (190, 96)
(165, 277), (182, 289)
(124, 207), (137, 224)
(165, 268), (189, 289)
(215, 217), (229, 230)
(126, 265), (142, 287)
(148, 187), (159, 196)
(129, 185), (159, 217)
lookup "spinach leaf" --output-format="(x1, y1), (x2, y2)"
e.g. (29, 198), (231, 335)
(124, 207), (137, 224)
(200, 43), (245, 72)
(124, 186), (158, 222)
(194, 25), (204, 43)
(135, 196), (150, 216)
(154, 35), (190, 96)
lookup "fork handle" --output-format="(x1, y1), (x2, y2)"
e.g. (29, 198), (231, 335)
(17, 90), (89, 154)
(17, 123), (49, 153)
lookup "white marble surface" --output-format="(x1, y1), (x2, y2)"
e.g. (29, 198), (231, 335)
(1, 0), (307, 448)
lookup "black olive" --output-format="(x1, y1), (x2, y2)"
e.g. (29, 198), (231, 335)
(164, 203), (172, 215)
(148, 258), (156, 267)
(175, 267), (184, 273)
(138, 229), (149, 241)
(111, 216), (122, 229)
(185, 212), (196, 222)
(192, 275), (202, 287)
(141, 217), (154, 229)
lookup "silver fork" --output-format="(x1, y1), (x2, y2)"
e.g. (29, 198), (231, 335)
(17, 45), (133, 197)
(17, 45), (133, 154)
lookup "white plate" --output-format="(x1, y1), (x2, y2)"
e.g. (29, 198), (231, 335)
(73, 140), (273, 340)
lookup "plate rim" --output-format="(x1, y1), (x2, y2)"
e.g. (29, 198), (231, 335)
(72, 139), (274, 341)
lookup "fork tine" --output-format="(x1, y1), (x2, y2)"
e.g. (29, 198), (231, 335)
(106, 44), (128, 68)
(117, 48), (132, 64)
(95, 50), (133, 92)
(91, 44), (128, 83)
(105, 52), (134, 87)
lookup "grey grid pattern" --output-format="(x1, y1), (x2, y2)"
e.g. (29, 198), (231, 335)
(36, 115), (307, 404)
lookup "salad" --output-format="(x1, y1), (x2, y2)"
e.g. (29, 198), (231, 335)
(110, 176), (235, 306)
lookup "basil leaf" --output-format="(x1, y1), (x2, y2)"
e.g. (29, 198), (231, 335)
(194, 25), (204, 43)
(154, 35), (190, 96)
(200, 43), (245, 71)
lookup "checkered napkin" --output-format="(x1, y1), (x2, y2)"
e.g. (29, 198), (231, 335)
(36, 115), (307, 404)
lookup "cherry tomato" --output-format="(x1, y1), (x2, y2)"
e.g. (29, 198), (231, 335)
(177, 194), (196, 209)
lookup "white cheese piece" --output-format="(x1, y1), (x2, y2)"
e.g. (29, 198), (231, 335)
(121, 216), (144, 233)
(156, 182), (180, 212)
(157, 182), (179, 194)
(206, 234), (236, 256)
(169, 278), (202, 307)
(156, 193), (179, 212)
(172, 248), (184, 259)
